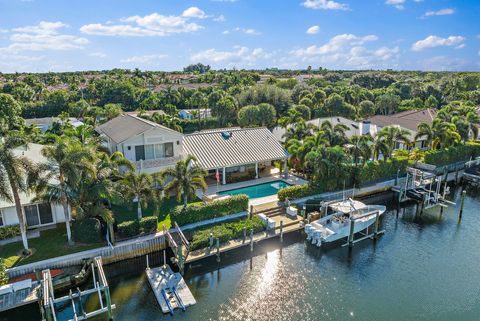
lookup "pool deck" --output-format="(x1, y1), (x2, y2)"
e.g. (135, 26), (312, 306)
(198, 173), (307, 207)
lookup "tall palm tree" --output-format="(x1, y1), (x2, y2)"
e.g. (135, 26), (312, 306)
(320, 120), (349, 147)
(0, 135), (39, 252)
(347, 135), (372, 165)
(372, 135), (389, 160)
(378, 126), (411, 158)
(37, 137), (92, 244)
(161, 155), (207, 206)
(119, 172), (155, 219)
(415, 122), (435, 149)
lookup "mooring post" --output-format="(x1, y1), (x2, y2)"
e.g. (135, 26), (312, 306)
(249, 205), (254, 219)
(459, 190), (466, 221)
(440, 205), (444, 217)
(280, 220), (284, 243)
(146, 255), (149, 269)
(348, 219), (355, 248)
(209, 232), (214, 249)
(243, 227), (247, 243)
(163, 249), (166, 267)
(373, 211), (380, 239)
(105, 286), (112, 320)
(250, 228), (254, 252)
(216, 238), (220, 262)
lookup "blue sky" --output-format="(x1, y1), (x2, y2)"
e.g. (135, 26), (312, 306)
(0, 0), (479, 72)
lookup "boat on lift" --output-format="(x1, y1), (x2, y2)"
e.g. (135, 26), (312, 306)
(305, 199), (386, 247)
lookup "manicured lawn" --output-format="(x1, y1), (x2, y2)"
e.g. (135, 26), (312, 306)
(0, 225), (103, 268)
(111, 197), (201, 230)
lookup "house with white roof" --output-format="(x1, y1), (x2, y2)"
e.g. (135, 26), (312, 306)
(0, 144), (67, 229)
(24, 117), (84, 133)
(178, 109), (211, 120)
(96, 115), (288, 183)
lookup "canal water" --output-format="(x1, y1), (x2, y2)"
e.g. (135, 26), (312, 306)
(3, 187), (480, 321)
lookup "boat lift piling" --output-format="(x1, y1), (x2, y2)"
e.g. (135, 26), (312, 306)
(342, 210), (384, 248)
(459, 190), (466, 221)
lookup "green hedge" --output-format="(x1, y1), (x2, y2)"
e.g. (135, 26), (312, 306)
(358, 156), (411, 185)
(117, 220), (140, 238)
(190, 217), (265, 251)
(139, 216), (158, 234)
(278, 184), (321, 202)
(424, 142), (480, 166)
(73, 218), (103, 244)
(172, 195), (249, 226)
(0, 225), (21, 240)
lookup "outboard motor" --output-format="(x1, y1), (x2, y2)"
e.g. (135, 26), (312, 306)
(312, 230), (322, 245)
(305, 224), (313, 240)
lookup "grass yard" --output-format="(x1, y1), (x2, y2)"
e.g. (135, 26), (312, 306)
(0, 225), (103, 268)
(111, 197), (201, 230)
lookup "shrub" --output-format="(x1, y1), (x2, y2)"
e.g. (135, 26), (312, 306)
(278, 184), (320, 202)
(172, 195), (249, 226)
(140, 216), (158, 234)
(73, 218), (103, 244)
(358, 156), (411, 185)
(424, 142), (480, 166)
(117, 220), (140, 238)
(0, 224), (21, 240)
(190, 217), (265, 251)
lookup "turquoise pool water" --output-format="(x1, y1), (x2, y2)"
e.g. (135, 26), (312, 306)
(218, 180), (291, 199)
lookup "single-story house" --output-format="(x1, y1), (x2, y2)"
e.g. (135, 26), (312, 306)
(0, 144), (67, 229)
(178, 109), (211, 120)
(96, 115), (288, 183)
(24, 117), (84, 132)
(368, 108), (437, 149)
(272, 116), (372, 142)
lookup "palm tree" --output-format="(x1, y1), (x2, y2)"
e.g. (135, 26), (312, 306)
(0, 135), (40, 252)
(372, 135), (388, 160)
(415, 122), (435, 149)
(37, 137), (92, 244)
(347, 135), (372, 165)
(378, 126), (411, 158)
(319, 120), (349, 147)
(161, 155), (207, 206)
(119, 172), (155, 219)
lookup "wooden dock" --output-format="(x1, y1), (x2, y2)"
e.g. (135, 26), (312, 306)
(0, 281), (40, 312)
(186, 215), (303, 264)
(146, 265), (196, 314)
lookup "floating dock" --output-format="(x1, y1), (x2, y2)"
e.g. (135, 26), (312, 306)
(146, 264), (196, 315)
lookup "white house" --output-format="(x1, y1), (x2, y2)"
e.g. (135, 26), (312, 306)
(24, 117), (84, 132)
(0, 144), (67, 229)
(96, 115), (288, 183)
(96, 114), (185, 174)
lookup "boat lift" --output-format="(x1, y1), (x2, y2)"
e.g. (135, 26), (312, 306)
(40, 256), (114, 321)
(163, 223), (190, 273)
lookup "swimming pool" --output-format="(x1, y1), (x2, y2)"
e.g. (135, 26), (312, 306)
(218, 180), (291, 199)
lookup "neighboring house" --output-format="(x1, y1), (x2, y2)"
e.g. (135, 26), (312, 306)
(96, 114), (185, 174)
(96, 115), (288, 183)
(368, 108), (437, 149)
(178, 109), (211, 120)
(24, 117), (84, 132)
(0, 144), (67, 229)
(125, 110), (166, 118)
(272, 116), (371, 142)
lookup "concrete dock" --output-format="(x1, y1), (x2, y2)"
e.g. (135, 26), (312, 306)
(146, 265), (196, 314)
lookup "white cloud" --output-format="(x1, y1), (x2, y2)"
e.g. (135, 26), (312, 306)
(0, 21), (88, 53)
(423, 8), (455, 17)
(190, 46), (271, 67)
(182, 7), (209, 19)
(306, 25), (320, 34)
(411, 35), (465, 51)
(290, 34), (399, 69)
(385, 0), (405, 10)
(80, 11), (204, 37)
(213, 15), (226, 22)
(223, 27), (261, 35)
(302, 0), (349, 11)
(89, 52), (107, 58)
(120, 54), (168, 64)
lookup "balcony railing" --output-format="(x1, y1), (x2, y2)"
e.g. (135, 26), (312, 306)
(135, 156), (183, 170)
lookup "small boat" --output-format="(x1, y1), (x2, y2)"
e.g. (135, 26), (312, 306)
(305, 199), (386, 247)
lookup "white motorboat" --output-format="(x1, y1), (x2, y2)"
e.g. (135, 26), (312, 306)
(304, 199), (386, 247)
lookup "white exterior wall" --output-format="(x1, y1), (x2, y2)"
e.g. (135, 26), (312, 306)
(0, 203), (66, 228)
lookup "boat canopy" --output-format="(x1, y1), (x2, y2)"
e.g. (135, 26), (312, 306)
(329, 199), (367, 214)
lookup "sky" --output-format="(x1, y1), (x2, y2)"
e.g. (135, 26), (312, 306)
(0, 0), (479, 73)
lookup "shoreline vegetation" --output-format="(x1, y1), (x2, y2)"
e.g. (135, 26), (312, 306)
(1, 67), (480, 270)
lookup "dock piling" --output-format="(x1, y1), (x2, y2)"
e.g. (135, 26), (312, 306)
(348, 219), (355, 248)
(215, 238), (220, 262)
(459, 190), (466, 221)
(243, 227), (247, 244)
(373, 211), (380, 239)
(280, 221), (284, 243)
(250, 229), (254, 252)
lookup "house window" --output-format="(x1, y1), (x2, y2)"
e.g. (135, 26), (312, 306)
(24, 203), (53, 227)
(135, 143), (174, 161)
